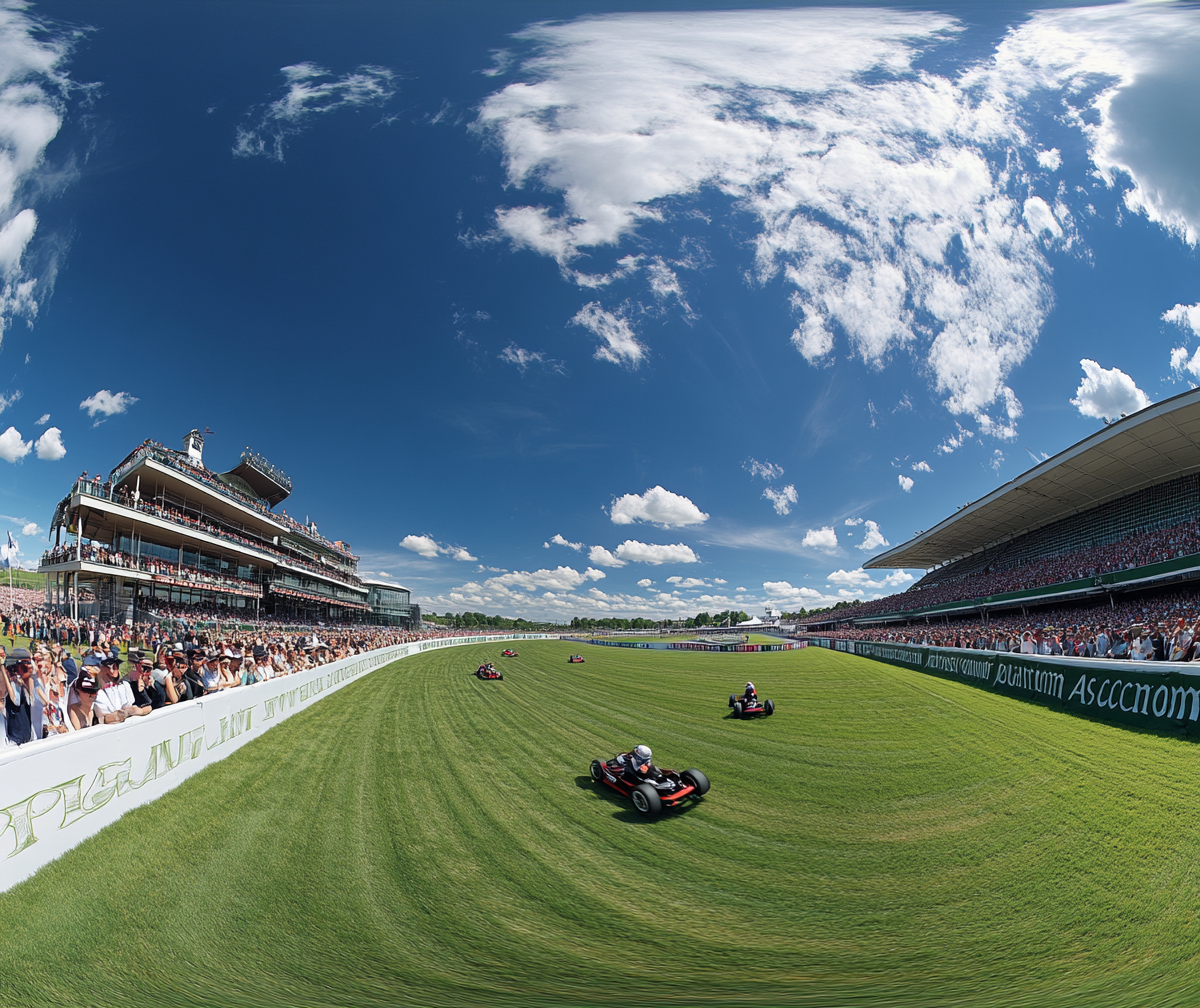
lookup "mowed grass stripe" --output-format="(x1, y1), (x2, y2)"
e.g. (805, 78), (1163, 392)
(4, 643), (1200, 1006)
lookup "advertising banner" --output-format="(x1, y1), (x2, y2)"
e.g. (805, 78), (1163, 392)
(0, 633), (552, 892)
(829, 640), (1199, 735)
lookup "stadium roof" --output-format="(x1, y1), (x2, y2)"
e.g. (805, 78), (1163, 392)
(865, 386), (1200, 571)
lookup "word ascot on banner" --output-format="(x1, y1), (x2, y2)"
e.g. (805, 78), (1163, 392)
(844, 640), (1200, 732)
(0, 634), (552, 892)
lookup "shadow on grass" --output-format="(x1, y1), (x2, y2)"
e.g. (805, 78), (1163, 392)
(573, 775), (697, 824)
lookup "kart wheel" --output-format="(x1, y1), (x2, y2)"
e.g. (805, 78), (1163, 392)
(497, 674), (503, 680)
(681, 769), (710, 796)
(590, 759), (605, 781)
(733, 701), (744, 718)
(728, 694), (737, 708)
(631, 784), (663, 815)
(765, 699), (775, 716)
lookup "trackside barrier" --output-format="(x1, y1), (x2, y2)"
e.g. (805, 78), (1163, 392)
(0, 633), (553, 892)
(563, 636), (805, 653)
(801, 638), (1200, 737)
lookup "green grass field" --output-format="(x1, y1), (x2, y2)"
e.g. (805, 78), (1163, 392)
(5, 641), (1200, 1007)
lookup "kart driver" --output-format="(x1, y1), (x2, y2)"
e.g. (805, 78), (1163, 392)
(743, 682), (757, 703)
(611, 744), (655, 782)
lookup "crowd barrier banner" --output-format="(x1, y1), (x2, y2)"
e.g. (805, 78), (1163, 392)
(803, 638), (1200, 736)
(563, 636), (803, 653)
(0, 633), (553, 892)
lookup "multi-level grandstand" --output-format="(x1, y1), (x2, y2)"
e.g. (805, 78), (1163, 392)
(805, 387), (1200, 630)
(37, 430), (419, 627)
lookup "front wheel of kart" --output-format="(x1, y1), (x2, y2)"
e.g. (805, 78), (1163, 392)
(590, 759), (605, 781)
(497, 674), (503, 680)
(681, 769), (710, 796)
(631, 783), (663, 815)
(765, 699), (775, 716)
(728, 694), (737, 708)
(733, 701), (744, 718)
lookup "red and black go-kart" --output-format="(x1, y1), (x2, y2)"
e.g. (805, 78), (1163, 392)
(729, 693), (775, 718)
(475, 663), (503, 680)
(501, 649), (518, 657)
(589, 757), (710, 815)
(568, 654), (585, 663)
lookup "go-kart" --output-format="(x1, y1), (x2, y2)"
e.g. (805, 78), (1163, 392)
(588, 757), (710, 815)
(568, 654), (585, 663)
(475, 663), (503, 680)
(501, 649), (518, 657)
(729, 693), (775, 718)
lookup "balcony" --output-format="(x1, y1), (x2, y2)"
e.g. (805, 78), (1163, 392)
(40, 544), (264, 599)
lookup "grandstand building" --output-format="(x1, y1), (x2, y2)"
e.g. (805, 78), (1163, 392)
(811, 387), (1200, 629)
(38, 430), (420, 628)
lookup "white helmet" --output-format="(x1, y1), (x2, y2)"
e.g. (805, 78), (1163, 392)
(633, 744), (652, 764)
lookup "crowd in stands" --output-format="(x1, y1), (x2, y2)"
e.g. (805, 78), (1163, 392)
(803, 588), (1200, 661)
(2, 600), (520, 747)
(41, 543), (263, 597)
(846, 518), (1200, 619)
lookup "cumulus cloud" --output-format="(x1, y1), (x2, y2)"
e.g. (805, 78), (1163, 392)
(801, 526), (838, 551)
(34, 425), (63, 460)
(898, 475), (914, 492)
(1070, 359), (1151, 421)
(488, 565), (605, 593)
(614, 540), (698, 565)
(912, 460), (932, 473)
(938, 422), (976, 455)
(827, 568), (872, 587)
(570, 302), (646, 367)
(744, 458), (785, 481)
(666, 575), (709, 588)
(400, 535), (477, 561)
(234, 63), (396, 161)
(0, 426), (30, 462)
(609, 485), (708, 527)
(1035, 148), (1062, 171)
(763, 484), (798, 516)
(545, 533), (583, 551)
(844, 517), (864, 526)
(80, 390), (137, 423)
(880, 569), (914, 587)
(1164, 303), (1200, 338)
(478, 9), (1060, 423)
(21, 521), (40, 536)
(588, 544), (626, 567)
(857, 520), (889, 551)
(636, 578), (653, 587)
(1170, 345), (1200, 380)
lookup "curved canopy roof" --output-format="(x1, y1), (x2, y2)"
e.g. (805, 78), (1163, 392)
(865, 387), (1200, 571)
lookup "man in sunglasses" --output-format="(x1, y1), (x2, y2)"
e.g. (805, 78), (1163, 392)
(2, 648), (39, 746)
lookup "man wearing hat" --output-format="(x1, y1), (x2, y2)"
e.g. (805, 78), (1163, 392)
(2, 648), (39, 746)
(126, 652), (168, 710)
(94, 654), (150, 723)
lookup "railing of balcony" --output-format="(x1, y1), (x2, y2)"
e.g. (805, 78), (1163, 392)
(40, 544), (264, 598)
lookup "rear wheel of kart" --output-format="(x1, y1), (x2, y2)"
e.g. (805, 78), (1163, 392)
(632, 784), (663, 815)
(681, 769), (710, 796)
(733, 701), (744, 718)
(590, 759), (605, 781)
(765, 699), (775, 716)
(728, 694), (737, 708)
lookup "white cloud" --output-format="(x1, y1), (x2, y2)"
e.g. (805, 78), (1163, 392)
(478, 9), (1054, 421)
(570, 302), (647, 367)
(499, 343), (565, 374)
(1070, 359), (1151, 421)
(744, 458), (785, 481)
(0, 426), (30, 462)
(857, 520), (889, 551)
(400, 534), (440, 558)
(714, 578), (727, 584)
(844, 517), (864, 526)
(489, 565), (604, 593)
(827, 568), (871, 587)
(588, 545), (626, 567)
(614, 540), (699, 565)
(1164, 303), (1200, 339)
(234, 63), (396, 161)
(609, 485), (708, 527)
(937, 422), (976, 454)
(34, 425), (63, 460)
(666, 575), (708, 588)
(21, 521), (40, 537)
(898, 474), (914, 492)
(973, 386), (1023, 442)
(1022, 196), (1063, 238)
(545, 533), (583, 551)
(1170, 345), (1200, 380)
(990, 449), (1005, 472)
(801, 526), (838, 551)
(0, 390), (19, 414)
(34, 413), (48, 425)
(880, 570), (914, 587)
(1035, 148), (1061, 171)
(636, 578), (653, 587)
(912, 460), (932, 473)
(447, 547), (478, 562)
(80, 390), (137, 422)
(762, 484), (798, 516)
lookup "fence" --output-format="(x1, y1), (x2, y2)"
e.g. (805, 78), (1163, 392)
(563, 636), (805, 653)
(0, 633), (553, 892)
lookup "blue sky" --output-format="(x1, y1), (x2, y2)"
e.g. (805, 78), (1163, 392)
(0, 0), (1198, 621)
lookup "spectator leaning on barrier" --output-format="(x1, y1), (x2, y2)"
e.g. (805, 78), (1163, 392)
(68, 666), (102, 730)
(94, 655), (150, 723)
